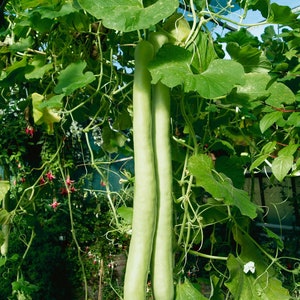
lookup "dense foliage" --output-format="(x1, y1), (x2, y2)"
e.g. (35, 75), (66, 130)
(0, 0), (300, 299)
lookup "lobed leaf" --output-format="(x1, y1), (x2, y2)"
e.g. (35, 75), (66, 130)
(149, 45), (245, 99)
(77, 0), (178, 32)
(54, 61), (95, 96)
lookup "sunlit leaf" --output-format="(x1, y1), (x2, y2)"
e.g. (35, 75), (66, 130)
(77, 0), (178, 32)
(149, 45), (245, 99)
(226, 43), (270, 73)
(272, 155), (293, 182)
(54, 61), (95, 95)
(32, 93), (61, 134)
(0, 209), (11, 225)
(267, 3), (298, 26)
(259, 111), (282, 133)
(148, 45), (192, 87)
(117, 206), (133, 224)
(0, 181), (10, 203)
(266, 82), (295, 107)
(176, 278), (207, 300)
(184, 59), (245, 98)
(286, 112), (300, 127)
(188, 154), (257, 218)
(278, 144), (299, 157)
(250, 154), (269, 171)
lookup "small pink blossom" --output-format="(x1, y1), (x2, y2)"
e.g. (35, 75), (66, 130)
(50, 200), (60, 211)
(65, 176), (74, 186)
(46, 171), (55, 181)
(39, 177), (46, 185)
(25, 126), (34, 137)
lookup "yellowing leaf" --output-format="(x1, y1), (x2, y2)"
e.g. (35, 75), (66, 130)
(32, 93), (61, 134)
(0, 181), (10, 203)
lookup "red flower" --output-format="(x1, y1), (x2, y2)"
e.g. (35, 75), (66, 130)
(69, 186), (76, 193)
(50, 200), (60, 211)
(46, 171), (55, 181)
(60, 187), (69, 195)
(39, 177), (46, 185)
(25, 126), (34, 137)
(65, 176), (74, 186)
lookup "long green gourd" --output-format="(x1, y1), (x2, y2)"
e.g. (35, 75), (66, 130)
(149, 32), (174, 300)
(123, 40), (157, 300)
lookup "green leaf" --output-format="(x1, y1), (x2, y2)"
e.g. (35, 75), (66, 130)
(0, 256), (6, 267)
(272, 155), (293, 182)
(184, 59), (245, 98)
(188, 155), (257, 218)
(25, 55), (52, 79)
(38, 94), (64, 109)
(190, 31), (218, 72)
(149, 46), (245, 99)
(176, 278), (208, 300)
(286, 112), (300, 127)
(263, 227), (284, 251)
(77, 0), (178, 32)
(225, 226), (290, 300)
(0, 181), (10, 202)
(261, 141), (277, 154)
(234, 73), (270, 105)
(218, 28), (260, 47)
(278, 144), (299, 157)
(266, 82), (295, 107)
(20, 0), (60, 9)
(148, 45), (192, 87)
(226, 43), (264, 73)
(250, 154), (269, 171)
(117, 206), (133, 224)
(259, 111), (282, 133)
(267, 3), (298, 26)
(9, 36), (34, 52)
(0, 209), (11, 225)
(54, 61), (95, 95)
(101, 126), (128, 153)
(226, 254), (289, 300)
(35, 2), (77, 19)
